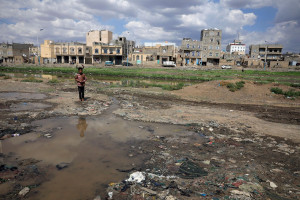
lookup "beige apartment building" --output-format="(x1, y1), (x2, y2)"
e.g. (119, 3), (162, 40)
(54, 42), (86, 64)
(92, 42), (123, 64)
(249, 44), (283, 61)
(86, 30), (113, 46)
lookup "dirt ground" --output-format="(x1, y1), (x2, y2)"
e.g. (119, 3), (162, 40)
(0, 75), (299, 200)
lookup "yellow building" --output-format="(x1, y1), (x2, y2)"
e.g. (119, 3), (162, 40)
(92, 42), (123, 64)
(40, 40), (55, 63)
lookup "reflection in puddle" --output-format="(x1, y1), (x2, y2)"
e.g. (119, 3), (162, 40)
(76, 117), (88, 137)
(2, 115), (189, 200)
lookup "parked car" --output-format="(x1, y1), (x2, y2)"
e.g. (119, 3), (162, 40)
(162, 61), (176, 67)
(221, 65), (232, 69)
(122, 62), (133, 66)
(105, 61), (114, 66)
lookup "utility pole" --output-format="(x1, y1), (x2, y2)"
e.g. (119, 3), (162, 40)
(37, 28), (44, 65)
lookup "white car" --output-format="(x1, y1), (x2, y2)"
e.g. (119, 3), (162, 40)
(221, 65), (232, 69)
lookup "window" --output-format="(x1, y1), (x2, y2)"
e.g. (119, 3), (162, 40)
(78, 48), (82, 54)
(192, 45), (195, 48)
(192, 51), (195, 56)
(198, 45), (201, 48)
(187, 44), (189, 48)
(63, 47), (67, 53)
(216, 46), (219, 50)
(133, 55), (135, 61)
(70, 47), (75, 52)
(209, 46), (212, 50)
(197, 51), (200, 56)
(209, 52), (212, 56)
(95, 49), (99, 54)
(136, 55), (140, 60)
(109, 48), (113, 54)
(104, 48), (107, 54)
(186, 53), (189, 57)
(55, 47), (60, 54)
(117, 48), (120, 54)
(217, 32), (220, 36)
(163, 49), (166, 53)
(210, 38), (213, 42)
(216, 53), (219, 57)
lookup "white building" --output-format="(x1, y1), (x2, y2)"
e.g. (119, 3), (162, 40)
(226, 40), (246, 55)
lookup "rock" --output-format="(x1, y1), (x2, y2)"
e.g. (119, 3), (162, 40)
(56, 162), (69, 170)
(18, 187), (30, 196)
(269, 181), (278, 189)
(228, 159), (236, 163)
(208, 127), (214, 132)
(202, 160), (210, 165)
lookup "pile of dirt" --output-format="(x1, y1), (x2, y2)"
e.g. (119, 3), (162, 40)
(173, 80), (300, 107)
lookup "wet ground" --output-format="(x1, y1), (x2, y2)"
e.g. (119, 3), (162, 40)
(0, 73), (299, 199)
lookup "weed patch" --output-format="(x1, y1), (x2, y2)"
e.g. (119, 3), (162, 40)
(226, 81), (245, 92)
(271, 87), (300, 98)
(48, 79), (59, 84)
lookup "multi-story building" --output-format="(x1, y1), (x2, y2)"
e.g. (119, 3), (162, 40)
(86, 30), (113, 46)
(201, 28), (222, 65)
(249, 44), (283, 61)
(178, 28), (222, 66)
(92, 42), (123, 64)
(0, 42), (33, 64)
(54, 42), (87, 64)
(179, 38), (202, 66)
(226, 39), (246, 55)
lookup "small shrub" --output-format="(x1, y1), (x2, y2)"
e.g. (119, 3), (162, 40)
(4, 75), (11, 79)
(0, 73), (6, 76)
(290, 83), (300, 88)
(270, 87), (283, 94)
(226, 81), (245, 92)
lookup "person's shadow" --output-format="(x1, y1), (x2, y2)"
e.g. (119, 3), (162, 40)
(76, 117), (88, 137)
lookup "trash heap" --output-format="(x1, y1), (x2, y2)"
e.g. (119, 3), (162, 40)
(104, 125), (299, 200)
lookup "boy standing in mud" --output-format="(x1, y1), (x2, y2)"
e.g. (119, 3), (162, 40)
(75, 65), (87, 101)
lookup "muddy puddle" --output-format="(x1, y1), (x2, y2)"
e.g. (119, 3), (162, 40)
(1, 110), (193, 199)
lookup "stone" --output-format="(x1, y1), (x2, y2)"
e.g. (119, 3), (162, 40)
(269, 181), (278, 189)
(56, 162), (69, 170)
(18, 187), (30, 196)
(165, 195), (176, 200)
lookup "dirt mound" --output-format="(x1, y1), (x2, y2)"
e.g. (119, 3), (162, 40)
(173, 80), (300, 107)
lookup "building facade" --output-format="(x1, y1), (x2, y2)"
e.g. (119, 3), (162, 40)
(249, 44), (283, 61)
(0, 42), (33, 64)
(86, 30), (113, 46)
(201, 29), (222, 65)
(226, 39), (246, 55)
(179, 38), (203, 66)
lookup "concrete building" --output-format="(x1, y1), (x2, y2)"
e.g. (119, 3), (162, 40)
(249, 44), (283, 62)
(131, 44), (176, 65)
(201, 28), (222, 65)
(226, 39), (246, 55)
(92, 42), (123, 65)
(54, 42), (87, 64)
(0, 42), (33, 64)
(178, 28), (222, 66)
(86, 30), (113, 46)
(40, 40), (56, 63)
(179, 38), (202, 66)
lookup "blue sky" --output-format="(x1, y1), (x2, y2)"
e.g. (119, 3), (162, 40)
(0, 0), (299, 52)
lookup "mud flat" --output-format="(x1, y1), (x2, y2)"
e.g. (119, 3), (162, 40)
(0, 72), (299, 200)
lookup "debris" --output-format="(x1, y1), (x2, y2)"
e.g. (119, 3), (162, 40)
(230, 189), (251, 197)
(108, 191), (113, 199)
(18, 187), (30, 196)
(208, 127), (214, 132)
(126, 171), (145, 183)
(178, 160), (208, 179)
(269, 181), (278, 189)
(140, 187), (157, 195)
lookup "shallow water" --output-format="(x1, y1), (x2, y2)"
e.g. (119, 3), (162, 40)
(10, 102), (52, 111)
(2, 111), (188, 199)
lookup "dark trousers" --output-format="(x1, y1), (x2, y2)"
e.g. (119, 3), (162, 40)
(78, 86), (84, 100)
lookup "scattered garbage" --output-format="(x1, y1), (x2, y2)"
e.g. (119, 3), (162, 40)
(12, 133), (20, 137)
(18, 187), (30, 196)
(126, 171), (145, 183)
